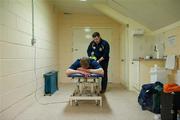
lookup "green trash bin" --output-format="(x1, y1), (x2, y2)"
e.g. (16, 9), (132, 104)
(44, 71), (58, 96)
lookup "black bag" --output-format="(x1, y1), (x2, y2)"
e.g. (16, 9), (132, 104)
(138, 82), (163, 114)
(160, 92), (180, 120)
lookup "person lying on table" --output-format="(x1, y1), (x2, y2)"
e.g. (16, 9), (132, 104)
(65, 57), (104, 77)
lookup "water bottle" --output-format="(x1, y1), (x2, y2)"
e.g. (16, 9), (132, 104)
(177, 113), (180, 120)
(154, 114), (161, 120)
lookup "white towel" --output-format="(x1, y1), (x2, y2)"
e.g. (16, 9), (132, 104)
(176, 70), (180, 85)
(165, 55), (176, 69)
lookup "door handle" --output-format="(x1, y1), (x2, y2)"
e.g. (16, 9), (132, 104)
(74, 48), (78, 51)
(72, 48), (78, 52)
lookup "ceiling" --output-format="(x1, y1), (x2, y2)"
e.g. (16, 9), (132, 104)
(49, 0), (107, 15)
(48, 0), (180, 31)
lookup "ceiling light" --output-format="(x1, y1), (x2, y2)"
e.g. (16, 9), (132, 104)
(84, 28), (91, 32)
(80, 0), (87, 2)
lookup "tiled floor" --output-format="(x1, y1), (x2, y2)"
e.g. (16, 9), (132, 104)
(14, 84), (154, 120)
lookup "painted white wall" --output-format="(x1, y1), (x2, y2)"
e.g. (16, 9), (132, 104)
(152, 20), (180, 56)
(0, 0), (59, 119)
(133, 35), (155, 59)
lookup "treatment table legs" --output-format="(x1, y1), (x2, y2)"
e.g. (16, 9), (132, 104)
(69, 77), (102, 106)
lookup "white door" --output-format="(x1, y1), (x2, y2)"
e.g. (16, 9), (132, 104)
(129, 61), (140, 91)
(72, 27), (113, 82)
(120, 25), (129, 86)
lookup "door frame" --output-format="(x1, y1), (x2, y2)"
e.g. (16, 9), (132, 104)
(120, 24), (130, 88)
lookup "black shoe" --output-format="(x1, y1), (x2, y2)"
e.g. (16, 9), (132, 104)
(100, 90), (106, 94)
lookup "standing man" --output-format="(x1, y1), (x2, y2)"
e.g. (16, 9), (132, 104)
(87, 32), (110, 93)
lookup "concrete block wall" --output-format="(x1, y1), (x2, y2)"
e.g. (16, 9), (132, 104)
(0, 0), (59, 119)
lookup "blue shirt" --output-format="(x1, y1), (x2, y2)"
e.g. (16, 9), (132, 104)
(69, 59), (102, 70)
(87, 39), (110, 62)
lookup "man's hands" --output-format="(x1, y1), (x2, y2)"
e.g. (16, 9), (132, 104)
(97, 57), (104, 63)
(77, 67), (90, 78)
(77, 67), (90, 73)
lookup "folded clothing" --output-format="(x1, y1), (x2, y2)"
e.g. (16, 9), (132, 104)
(163, 83), (180, 93)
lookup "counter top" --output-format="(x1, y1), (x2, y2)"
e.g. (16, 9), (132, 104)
(133, 58), (165, 61)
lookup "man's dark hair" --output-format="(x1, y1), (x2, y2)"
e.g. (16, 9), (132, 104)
(92, 32), (100, 38)
(80, 57), (90, 68)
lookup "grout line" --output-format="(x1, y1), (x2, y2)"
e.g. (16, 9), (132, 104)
(0, 64), (58, 78)
(0, 93), (34, 114)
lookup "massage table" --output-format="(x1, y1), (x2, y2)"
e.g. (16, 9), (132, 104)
(68, 73), (103, 106)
